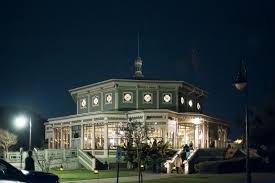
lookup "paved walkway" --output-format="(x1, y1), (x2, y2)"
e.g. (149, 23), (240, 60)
(63, 173), (176, 183)
(63, 173), (275, 183)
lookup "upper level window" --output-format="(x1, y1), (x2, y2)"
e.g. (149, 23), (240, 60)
(163, 93), (172, 104)
(197, 102), (201, 110)
(180, 97), (185, 104)
(188, 100), (193, 107)
(92, 95), (99, 106)
(123, 92), (133, 103)
(143, 93), (152, 103)
(80, 98), (87, 109)
(105, 93), (112, 104)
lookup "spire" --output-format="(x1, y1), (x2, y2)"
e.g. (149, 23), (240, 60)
(137, 32), (140, 58)
(134, 32), (144, 79)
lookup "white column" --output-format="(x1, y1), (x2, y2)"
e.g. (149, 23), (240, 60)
(60, 127), (64, 149)
(52, 127), (55, 149)
(206, 123), (209, 148)
(104, 123), (108, 156)
(195, 125), (199, 149)
(48, 135), (51, 149)
(115, 91), (119, 110)
(69, 126), (72, 149)
(202, 123), (205, 148)
(92, 124), (95, 149)
(81, 123), (84, 149)
(136, 87), (139, 109)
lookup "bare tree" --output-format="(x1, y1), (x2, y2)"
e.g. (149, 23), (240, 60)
(122, 119), (154, 183)
(0, 129), (18, 156)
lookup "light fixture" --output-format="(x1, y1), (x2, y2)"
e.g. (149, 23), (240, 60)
(15, 116), (27, 129)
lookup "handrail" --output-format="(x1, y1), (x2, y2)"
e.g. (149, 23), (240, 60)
(78, 149), (93, 163)
(164, 149), (183, 168)
(77, 149), (94, 170)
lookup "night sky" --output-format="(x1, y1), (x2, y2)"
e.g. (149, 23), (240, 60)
(0, 0), (275, 138)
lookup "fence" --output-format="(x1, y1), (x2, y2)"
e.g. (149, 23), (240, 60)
(5, 149), (80, 171)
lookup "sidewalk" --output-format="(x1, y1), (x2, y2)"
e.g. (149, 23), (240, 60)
(63, 173), (176, 183)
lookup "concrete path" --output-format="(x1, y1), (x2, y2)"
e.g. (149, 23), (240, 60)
(63, 173), (176, 183)
(63, 173), (275, 183)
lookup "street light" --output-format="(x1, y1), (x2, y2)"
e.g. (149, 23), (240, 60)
(234, 59), (251, 183)
(15, 115), (32, 151)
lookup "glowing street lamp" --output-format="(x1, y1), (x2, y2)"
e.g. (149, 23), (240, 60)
(15, 115), (32, 151)
(234, 59), (251, 183)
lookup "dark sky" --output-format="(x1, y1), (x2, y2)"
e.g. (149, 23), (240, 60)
(0, 0), (275, 138)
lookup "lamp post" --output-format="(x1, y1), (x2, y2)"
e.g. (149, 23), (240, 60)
(234, 59), (251, 183)
(15, 116), (32, 151)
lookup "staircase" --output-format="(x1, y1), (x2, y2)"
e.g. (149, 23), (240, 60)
(78, 149), (95, 171)
(187, 148), (225, 173)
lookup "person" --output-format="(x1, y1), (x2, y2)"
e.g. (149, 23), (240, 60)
(183, 144), (190, 159)
(189, 141), (193, 150)
(152, 139), (157, 148)
(174, 154), (182, 174)
(25, 151), (35, 171)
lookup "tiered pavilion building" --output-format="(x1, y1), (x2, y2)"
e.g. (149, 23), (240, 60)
(44, 57), (229, 157)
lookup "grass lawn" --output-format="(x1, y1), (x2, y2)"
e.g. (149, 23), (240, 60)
(125, 173), (275, 183)
(50, 168), (138, 181)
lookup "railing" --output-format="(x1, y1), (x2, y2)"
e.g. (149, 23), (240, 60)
(164, 148), (198, 174)
(77, 149), (95, 171)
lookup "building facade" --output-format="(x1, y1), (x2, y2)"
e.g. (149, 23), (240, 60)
(45, 79), (229, 155)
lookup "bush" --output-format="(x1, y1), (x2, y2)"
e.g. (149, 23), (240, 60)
(196, 157), (268, 173)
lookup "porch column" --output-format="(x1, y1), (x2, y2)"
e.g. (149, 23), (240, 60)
(69, 126), (72, 149)
(104, 122), (108, 156)
(53, 127), (56, 149)
(81, 123), (84, 149)
(195, 125), (199, 149)
(206, 123), (209, 148)
(60, 126), (64, 149)
(91, 124), (95, 149)
(202, 123), (205, 148)
(48, 135), (51, 149)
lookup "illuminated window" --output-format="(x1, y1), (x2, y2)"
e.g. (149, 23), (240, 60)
(84, 125), (93, 149)
(180, 97), (184, 104)
(108, 123), (127, 149)
(188, 100), (193, 107)
(80, 98), (87, 109)
(95, 124), (104, 150)
(197, 103), (201, 110)
(92, 96), (99, 106)
(105, 93), (112, 104)
(163, 93), (172, 104)
(62, 127), (70, 149)
(123, 92), (133, 103)
(143, 93), (152, 103)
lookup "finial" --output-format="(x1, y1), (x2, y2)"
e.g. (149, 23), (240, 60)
(133, 32), (144, 79)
